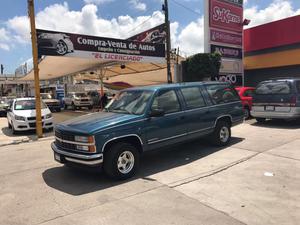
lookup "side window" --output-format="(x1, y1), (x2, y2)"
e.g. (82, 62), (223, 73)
(181, 87), (206, 109)
(206, 84), (240, 104)
(151, 89), (180, 114)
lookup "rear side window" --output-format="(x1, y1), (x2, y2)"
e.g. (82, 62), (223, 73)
(256, 82), (291, 95)
(181, 87), (206, 109)
(206, 84), (240, 104)
(151, 89), (180, 114)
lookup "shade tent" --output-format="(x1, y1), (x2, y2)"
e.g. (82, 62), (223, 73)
(20, 55), (167, 81)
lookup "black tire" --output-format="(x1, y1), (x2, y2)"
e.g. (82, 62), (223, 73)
(11, 122), (17, 135)
(88, 105), (93, 110)
(8, 121), (12, 129)
(244, 107), (251, 120)
(103, 142), (140, 180)
(256, 118), (266, 123)
(64, 103), (68, 110)
(56, 108), (61, 112)
(210, 121), (231, 146)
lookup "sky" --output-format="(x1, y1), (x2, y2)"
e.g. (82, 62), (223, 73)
(0, 0), (300, 74)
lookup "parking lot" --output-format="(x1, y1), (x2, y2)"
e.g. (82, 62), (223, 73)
(0, 111), (299, 225)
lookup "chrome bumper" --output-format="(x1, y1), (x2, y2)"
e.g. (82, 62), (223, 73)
(51, 142), (103, 166)
(251, 107), (300, 119)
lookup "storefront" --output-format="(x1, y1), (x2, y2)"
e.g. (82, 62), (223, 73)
(244, 15), (300, 87)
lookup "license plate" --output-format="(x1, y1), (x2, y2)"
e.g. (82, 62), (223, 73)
(265, 106), (275, 111)
(54, 153), (61, 162)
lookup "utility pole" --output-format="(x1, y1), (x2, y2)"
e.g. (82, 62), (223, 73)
(163, 0), (172, 83)
(28, 0), (43, 138)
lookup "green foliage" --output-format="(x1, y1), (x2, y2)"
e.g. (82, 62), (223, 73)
(183, 52), (222, 82)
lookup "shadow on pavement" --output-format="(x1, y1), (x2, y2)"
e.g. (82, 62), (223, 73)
(42, 137), (244, 196)
(251, 119), (300, 130)
(1, 126), (53, 139)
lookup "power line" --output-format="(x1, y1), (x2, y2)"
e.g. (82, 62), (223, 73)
(170, 0), (202, 16)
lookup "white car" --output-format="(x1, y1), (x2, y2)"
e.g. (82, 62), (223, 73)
(7, 98), (54, 134)
(63, 92), (93, 110)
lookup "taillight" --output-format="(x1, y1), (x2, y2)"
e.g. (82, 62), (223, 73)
(290, 95), (297, 107)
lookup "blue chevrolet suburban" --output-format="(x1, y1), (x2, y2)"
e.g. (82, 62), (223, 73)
(52, 82), (244, 180)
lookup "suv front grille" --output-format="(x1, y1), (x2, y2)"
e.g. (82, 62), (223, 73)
(55, 130), (74, 142)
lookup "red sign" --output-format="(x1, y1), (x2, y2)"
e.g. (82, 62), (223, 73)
(210, 0), (243, 32)
(210, 29), (242, 46)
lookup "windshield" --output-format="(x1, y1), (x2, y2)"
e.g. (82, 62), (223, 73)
(41, 94), (53, 99)
(75, 93), (87, 97)
(106, 90), (153, 115)
(256, 82), (291, 95)
(14, 100), (47, 110)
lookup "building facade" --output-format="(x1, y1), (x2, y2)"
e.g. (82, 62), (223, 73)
(244, 15), (300, 86)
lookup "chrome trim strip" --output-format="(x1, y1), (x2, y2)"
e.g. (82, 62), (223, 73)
(101, 134), (143, 152)
(188, 127), (214, 135)
(183, 101), (241, 113)
(55, 137), (95, 146)
(148, 133), (187, 144)
(52, 143), (102, 159)
(65, 157), (103, 165)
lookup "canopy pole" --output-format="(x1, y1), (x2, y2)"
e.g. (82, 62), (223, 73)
(28, 0), (43, 138)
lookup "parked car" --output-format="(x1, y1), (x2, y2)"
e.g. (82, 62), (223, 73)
(7, 98), (53, 134)
(235, 86), (255, 119)
(41, 93), (61, 112)
(52, 82), (244, 180)
(0, 98), (10, 117)
(251, 78), (300, 122)
(63, 92), (93, 110)
(38, 32), (74, 56)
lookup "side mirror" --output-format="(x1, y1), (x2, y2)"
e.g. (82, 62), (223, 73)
(149, 109), (165, 117)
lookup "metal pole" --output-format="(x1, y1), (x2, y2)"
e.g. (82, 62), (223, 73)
(164, 0), (172, 83)
(28, 0), (43, 138)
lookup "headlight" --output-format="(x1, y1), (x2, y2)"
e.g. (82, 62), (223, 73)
(74, 136), (94, 143)
(15, 115), (26, 121)
(45, 113), (52, 119)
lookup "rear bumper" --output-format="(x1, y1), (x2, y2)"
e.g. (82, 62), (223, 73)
(251, 107), (300, 119)
(51, 142), (103, 166)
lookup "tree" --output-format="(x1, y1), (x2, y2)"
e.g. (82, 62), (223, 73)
(182, 52), (221, 82)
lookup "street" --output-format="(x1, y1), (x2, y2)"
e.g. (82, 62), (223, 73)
(0, 112), (299, 225)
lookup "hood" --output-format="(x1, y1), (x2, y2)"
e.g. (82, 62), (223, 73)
(56, 112), (142, 134)
(14, 108), (51, 117)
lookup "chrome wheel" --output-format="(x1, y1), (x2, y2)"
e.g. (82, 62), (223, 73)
(56, 41), (68, 55)
(117, 151), (135, 174)
(220, 126), (229, 143)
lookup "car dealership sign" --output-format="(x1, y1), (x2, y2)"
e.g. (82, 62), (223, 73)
(204, 0), (244, 85)
(37, 29), (165, 63)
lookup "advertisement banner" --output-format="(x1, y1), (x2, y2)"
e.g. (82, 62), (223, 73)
(211, 44), (242, 59)
(213, 73), (243, 86)
(219, 58), (243, 73)
(37, 29), (165, 63)
(210, 0), (243, 32)
(210, 29), (242, 46)
(128, 23), (166, 44)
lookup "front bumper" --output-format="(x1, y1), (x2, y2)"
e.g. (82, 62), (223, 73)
(74, 101), (93, 107)
(13, 118), (54, 131)
(51, 142), (103, 166)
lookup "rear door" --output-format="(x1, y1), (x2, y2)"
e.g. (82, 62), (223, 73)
(179, 86), (211, 139)
(254, 81), (295, 113)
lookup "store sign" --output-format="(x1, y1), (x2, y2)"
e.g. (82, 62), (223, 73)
(210, 29), (242, 46)
(221, 0), (243, 7)
(220, 59), (243, 73)
(37, 29), (165, 63)
(210, 0), (243, 32)
(211, 44), (242, 59)
(214, 73), (242, 86)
